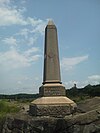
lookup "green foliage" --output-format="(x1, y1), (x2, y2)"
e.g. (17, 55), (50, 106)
(0, 100), (20, 132)
(66, 84), (100, 102)
(83, 84), (100, 96)
(67, 84), (100, 97)
(0, 93), (39, 100)
(0, 100), (20, 118)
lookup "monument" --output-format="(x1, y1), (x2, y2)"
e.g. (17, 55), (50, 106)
(29, 20), (77, 116)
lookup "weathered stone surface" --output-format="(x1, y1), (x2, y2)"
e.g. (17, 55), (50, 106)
(1, 106), (100, 133)
(78, 97), (100, 112)
(30, 104), (71, 116)
(30, 96), (77, 116)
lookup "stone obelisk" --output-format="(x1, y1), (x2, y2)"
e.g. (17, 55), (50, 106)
(29, 20), (77, 116)
(43, 20), (61, 84)
(39, 20), (65, 97)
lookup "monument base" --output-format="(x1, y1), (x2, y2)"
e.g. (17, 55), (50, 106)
(29, 96), (77, 116)
(39, 83), (66, 97)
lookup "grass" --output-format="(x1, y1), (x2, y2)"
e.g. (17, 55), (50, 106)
(0, 100), (20, 132)
(0, 100), (20, 118)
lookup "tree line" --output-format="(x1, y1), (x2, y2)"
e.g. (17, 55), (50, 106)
(0, 84), (100, 100)
(67, 84), (100, 97)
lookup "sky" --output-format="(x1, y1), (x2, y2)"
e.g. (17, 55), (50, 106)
(0, 0), (100, 94)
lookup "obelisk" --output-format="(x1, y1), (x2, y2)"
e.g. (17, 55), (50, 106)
(43, 20), (61, 84)
(39, 20), (66, 97)
(29, 20), (77, 116)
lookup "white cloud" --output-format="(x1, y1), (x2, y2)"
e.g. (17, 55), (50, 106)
(88, 75), (100, 85)
(2, 36), (17, 46)
(17, 81), (22, 85)
(16, 18), (46, 35)
(0, 49), (30, 69)
(30, 19), (46, 35)
(0, 0), (47, 53)
(16, 28), (38, 46)
(35, 77), (40, 81)
(64, 80), (79, 88)
(27, 17), (43, 26)
(17, 76), (32, 85)
(25, 17), (47, 35)
(64, 75), (100, 89)
(0, 7), (27, 26)
(0, 48), (41, 70)
(28, 55), (41, 62)
(61, 55), (88, 71)
(24, 47), (40, 56)
(17, 28), (29, 39)
(88, 75), (100, 80)
(0, 0), (47, 30)
(0, 0), (10, 5)
(65, 80), (87, 89)
(28, 37), (38, 45)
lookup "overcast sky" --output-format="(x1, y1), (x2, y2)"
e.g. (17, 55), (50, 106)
(0, 0), (100, 94)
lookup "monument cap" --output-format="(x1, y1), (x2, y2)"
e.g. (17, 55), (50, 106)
(48, 20), (55, 25)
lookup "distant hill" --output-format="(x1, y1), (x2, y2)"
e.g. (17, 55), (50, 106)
(67, 84), (100, 97)
(0, 84), (100, 100)
(0, 93), (39, 100)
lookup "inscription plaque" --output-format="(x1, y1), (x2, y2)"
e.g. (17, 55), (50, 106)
(39, 85), (66, 97)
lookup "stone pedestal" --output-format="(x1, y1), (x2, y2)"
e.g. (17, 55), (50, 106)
(29, 97), (77, 116)
(30, 83), (77, 116)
